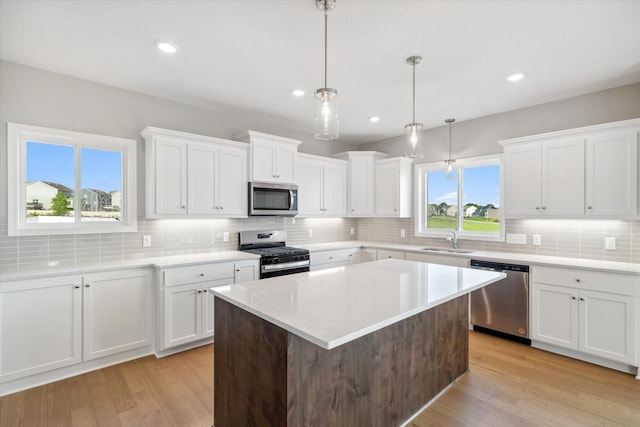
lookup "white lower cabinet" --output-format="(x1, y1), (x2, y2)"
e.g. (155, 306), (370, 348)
(83, 269), (152, 361)
(159, 259), (259, 352)
(0, 268), (153, 395)
(375, 249), (406, 260)
(531, 266), (637, 366)
(404, 252), (469, 267)
(310, 248), (360, 271)
(360, 248), (377, 263)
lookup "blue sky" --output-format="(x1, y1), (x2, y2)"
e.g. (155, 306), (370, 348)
(427, 165), (500, 207)
(27, 141), (122, 192)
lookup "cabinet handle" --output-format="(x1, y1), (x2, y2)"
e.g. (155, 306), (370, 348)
(587, 206), (592, 210)
(85, 284), (90, 288)
(575, 279), (580, 283)
(328, 256), (333, 259)
(181, 205), (186, 209)
(74, 285), (80, 289)
(236, 269), (240, 272)
(542, 206), (547, 210)
(200, 273), (205, 277)
(571, 296), (577, 300)
(579, 297), (584, 301)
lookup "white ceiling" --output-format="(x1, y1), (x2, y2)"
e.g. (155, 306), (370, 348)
(1, 0), (639, 144)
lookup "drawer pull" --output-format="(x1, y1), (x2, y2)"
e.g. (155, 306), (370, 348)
(200, 273), (205, 277)
(74, 285), (80, 289)
(571, 296), (577, 300)
(575, 279), (581, 283)
(579, 297), (585, 301)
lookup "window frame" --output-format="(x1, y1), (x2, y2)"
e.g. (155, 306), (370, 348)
(414, 154), (504, 242)
(7, 123), (137, 236)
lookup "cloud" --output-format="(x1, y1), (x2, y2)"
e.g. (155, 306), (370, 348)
(435, 192), (458, 203)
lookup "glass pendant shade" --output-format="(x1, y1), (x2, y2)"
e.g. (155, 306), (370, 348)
(315, 87), (339, 140)
(404, 122), (423, 158)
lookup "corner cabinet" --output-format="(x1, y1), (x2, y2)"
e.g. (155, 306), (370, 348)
(297, 153), (348, 216)
(332, 151), (389, 217)
(142, 127), (248, 218)
(500, 118), (639, 219)
(531, 266), (638, 370)
(233, 130), (301, 184)
(374, 157), (413, 217)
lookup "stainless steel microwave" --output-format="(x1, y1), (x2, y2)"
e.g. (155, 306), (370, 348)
(249, 182), (298, 216)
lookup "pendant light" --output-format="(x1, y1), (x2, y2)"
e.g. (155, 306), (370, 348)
(444, 118), (456, 171)
(314, 0), (339, 140)
(405, 55), (423, 158)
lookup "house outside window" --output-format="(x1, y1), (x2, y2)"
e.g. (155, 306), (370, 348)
(7, 123), (137, 236)
(415, 155), (503, 241)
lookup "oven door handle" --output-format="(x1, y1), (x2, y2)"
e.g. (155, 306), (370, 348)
(262, 260), (310, 272)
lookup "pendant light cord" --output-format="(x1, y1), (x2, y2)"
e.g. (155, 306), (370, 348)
(412, 62), (416, 124)
(448, 120), (452, 161)
(324, 10), (328, 88)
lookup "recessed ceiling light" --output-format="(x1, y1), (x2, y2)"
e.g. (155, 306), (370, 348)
(506, 73), (525, 82)
(291, 89), (305, 97)
(155, 40), (178, 54)
(368, 116), (380, 123)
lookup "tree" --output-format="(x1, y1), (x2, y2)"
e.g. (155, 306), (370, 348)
(51, 192), (70, 216)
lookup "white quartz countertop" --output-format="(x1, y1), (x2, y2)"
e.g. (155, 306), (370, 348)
(0, 251), (260, 281)
(300, 241), (640, 275)
(210, 259), (505, 350)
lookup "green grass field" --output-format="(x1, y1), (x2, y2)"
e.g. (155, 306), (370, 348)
(427, 216), (500, 232)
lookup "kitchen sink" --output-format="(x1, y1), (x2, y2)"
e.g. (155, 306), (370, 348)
(420, 247), (475, 254)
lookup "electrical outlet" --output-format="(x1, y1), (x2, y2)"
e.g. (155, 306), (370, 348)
(308, 229), (313, 238)
(605, 237), (616, 250)
(532, 234), (542, 246)
(400, 229), (406, 238)
(506, 233), (527, 245)
(223, 232), (229, 243)
(350, 227), (355, 236)
(142, 235), (151, 247)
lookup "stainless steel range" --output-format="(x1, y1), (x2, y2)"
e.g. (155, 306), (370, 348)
(239, 230), (310, 279)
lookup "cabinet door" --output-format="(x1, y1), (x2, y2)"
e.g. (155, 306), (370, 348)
(219, 147), (248, 216)
(585, 129), (638, 217)
(541, 138), (585, 216)
(83, 270), (152, 361)
(188, 143), (218, 215)
(579, 290), (635, 363)
(234, 260), (259, 283)
(297, 156), (324, 215)
(275, 143), (297, 183)
(251, 139), (277, 182)
(503, 144), (541, 217)
(164, 283), (203, 348)
(204, 277), (237, 338)
(155, 137), (188, 215)
(323, 162), (348, 216)
(347, 249), (361, 265)
(375, 162), (399, 216)
(349, 157), (374, 216)
(0, 277), (82, 382)
(531, 283), (579, 350)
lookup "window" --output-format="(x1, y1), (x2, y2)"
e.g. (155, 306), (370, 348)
(415, 155), (503, 241)
(8, 123), (137, 235)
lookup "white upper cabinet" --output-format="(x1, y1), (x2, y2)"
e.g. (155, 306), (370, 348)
(143, 127), (248, 218)
(503, 138), (584, 217)
(233, 131), (301, 184)
(500, 119), (640, 219)
(374, 157), (413, 217)
(298, 154), (347, 216)
(585, 129), (638, 217)
(333, 151), (388, 217)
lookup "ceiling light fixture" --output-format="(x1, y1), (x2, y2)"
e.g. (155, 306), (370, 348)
(444, 118), (456, 171)
(314, 0), (338, 140)
(155, 40), (178, 54)
(405, 55), (423, 158)
(368, 116), (380, 123)
(506, 72), (524, 82)
(291, 89), (305, 97)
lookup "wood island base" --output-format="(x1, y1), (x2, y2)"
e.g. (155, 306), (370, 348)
(213, 294), (469, 427)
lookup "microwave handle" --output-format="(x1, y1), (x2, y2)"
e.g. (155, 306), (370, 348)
(289, 190), (294, 209)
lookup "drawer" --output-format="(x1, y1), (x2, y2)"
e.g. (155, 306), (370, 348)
(376, 249), (405, 260)
(163, 262), (235, 287)
(311, 249), (354, 266)
(532, 266), (638, 295)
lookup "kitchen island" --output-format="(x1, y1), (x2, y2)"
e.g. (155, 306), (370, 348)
(210, 259), (505, 427)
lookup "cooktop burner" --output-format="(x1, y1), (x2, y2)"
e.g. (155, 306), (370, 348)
(243, 246), (309, 257)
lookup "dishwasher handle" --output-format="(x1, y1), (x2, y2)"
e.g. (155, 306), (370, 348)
(470, 259), (529, 273)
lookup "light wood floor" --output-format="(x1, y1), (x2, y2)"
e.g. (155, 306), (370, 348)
(1, 331), (639, 426)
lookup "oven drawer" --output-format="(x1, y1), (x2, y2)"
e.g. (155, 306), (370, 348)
(163, 263), (235, 287)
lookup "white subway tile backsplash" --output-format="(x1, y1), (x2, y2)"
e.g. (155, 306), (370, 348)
(0, 216), (638, 273)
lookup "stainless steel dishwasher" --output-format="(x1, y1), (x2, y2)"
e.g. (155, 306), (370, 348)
(470, 260), (530, 344)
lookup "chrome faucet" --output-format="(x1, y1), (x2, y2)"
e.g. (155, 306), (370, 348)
(446, 231), (458, 249)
